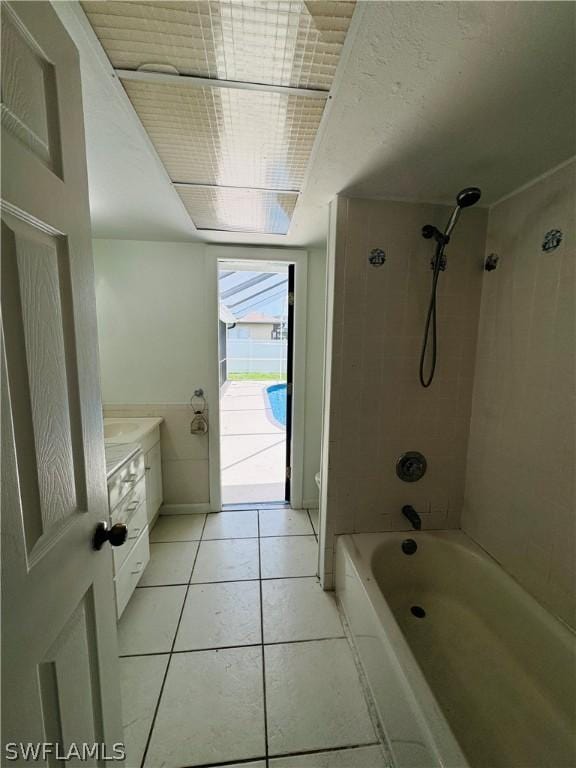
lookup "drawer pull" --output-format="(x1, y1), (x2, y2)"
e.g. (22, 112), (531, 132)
(145, 466), (151, 472)
(122, 473), (137, 483)
(127, 500), (140, 511)
(128, 527), (142, 539)
(131, 561), (143, 575)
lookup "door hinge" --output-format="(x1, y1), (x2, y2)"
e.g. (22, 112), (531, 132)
(288, 291), (294, 306)
(286, 383), (293, 396)
(286, 466), (292, 480)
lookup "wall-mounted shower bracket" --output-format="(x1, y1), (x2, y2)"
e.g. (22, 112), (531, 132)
(422, 224), (449, 246)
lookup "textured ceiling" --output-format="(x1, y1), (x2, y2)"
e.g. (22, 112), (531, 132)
(81, 1), (356, 234)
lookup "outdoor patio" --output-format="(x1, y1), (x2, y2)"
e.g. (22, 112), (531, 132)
(220, 380), (286, 505)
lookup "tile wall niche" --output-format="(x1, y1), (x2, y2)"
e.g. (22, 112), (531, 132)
(462, 161), (575, 629)
(319, 196), (488, 586)
(104, 404), (210, 507)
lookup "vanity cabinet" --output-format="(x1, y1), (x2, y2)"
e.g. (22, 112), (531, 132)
(103, 418), (164, 617)
(106, 446), (150, 618)
(145, 441), (163, 525)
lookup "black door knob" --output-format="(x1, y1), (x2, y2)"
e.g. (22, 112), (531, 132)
(93, 521), (128, 551)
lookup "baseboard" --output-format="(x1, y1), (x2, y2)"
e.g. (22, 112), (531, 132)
(149, 508), (161, 529)
(160, 503), (211, 515)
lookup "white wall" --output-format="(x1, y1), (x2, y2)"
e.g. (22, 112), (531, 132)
(303, 248), (326, 507)
(94, 240), (208, 403)
(93, 239), (326, 508)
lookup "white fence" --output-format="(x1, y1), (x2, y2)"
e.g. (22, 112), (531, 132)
(227, 339), (287, 377)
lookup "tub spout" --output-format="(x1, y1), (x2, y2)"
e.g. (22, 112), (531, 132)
(402, 505), (422, 530)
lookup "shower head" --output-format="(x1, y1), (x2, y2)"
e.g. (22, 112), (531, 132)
(444, 186), (482, 238)
(456, 187), (482, 208)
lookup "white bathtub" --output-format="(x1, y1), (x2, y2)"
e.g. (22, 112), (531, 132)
(335, 531), (576, 768)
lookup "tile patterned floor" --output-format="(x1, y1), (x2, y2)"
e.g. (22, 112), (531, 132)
(119, 508), (387, 768)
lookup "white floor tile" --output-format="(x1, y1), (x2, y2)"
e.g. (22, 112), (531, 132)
(270, 746), (386, 767)
(118, 586), (186, 655)
(309, 509), (319, 534)
(120, 655), (168, 768)
(226, 763), (266, 768)
(203, 509), (259, 539)
(145, 647), (265, 768)
(150, 514), (205, 542)
(191, 538), (260, 583)
(262, 578), (344, 643)
(265, 639), (376, 755)
(139, 542), (199, 586)
(259, 508), (315, 536)
(175, 581), (261, 651)
(260, 536), (318, 578)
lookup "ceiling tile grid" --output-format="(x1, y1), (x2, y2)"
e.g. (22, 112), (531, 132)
(122, 79), (325, 189)
(83, 1), (355, 89)
(82, 0), (356, 233)
(177, 186), (298, 234)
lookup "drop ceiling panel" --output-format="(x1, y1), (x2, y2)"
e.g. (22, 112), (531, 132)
(122, 78), (325, 189)
(82, 1), (355, 90)
(177, 186), (297, 234)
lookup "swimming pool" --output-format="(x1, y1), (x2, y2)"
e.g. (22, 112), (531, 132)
(266, 383), (287, 427)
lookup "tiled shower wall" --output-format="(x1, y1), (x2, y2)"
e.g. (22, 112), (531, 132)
(320, 197), (488, 585)
(463, 161), (575, 629)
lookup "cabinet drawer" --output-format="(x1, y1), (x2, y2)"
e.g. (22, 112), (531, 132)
(111, 476), (146, 525)
(108, 451), (145, 510)
(113, 500), (148, 574)
(115, 527), (149, 619)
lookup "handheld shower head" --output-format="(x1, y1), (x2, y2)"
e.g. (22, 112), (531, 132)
(444, 186), (482, 238)
(419, 185), (482, 388)
(456, 187), (482, 208)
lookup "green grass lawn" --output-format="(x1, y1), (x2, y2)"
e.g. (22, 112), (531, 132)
(227, 373), (287, 381)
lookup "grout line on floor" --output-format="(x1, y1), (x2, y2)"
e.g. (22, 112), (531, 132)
(135, 574), (320, 591)
(184, 741), (384, 768)
(149, 538), (203, 543)
(202, 535), (260, 541)
(119, 635), (346, 660)
(139, 513), (209, 768)
(306, 509), (318, 542)
(257, 508), (270, 767)
(198, 534), (315, 541)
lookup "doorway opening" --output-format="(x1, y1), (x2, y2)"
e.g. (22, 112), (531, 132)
(218, 260), (294, 505)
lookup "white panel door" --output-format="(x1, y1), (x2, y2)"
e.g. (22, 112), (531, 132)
(1, 2), (124, 763)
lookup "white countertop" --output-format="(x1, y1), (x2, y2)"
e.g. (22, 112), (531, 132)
(104, 442), (140, 479)
(103, 417), (163, 445)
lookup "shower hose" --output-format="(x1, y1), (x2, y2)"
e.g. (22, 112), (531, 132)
(419, 240), (445, 388)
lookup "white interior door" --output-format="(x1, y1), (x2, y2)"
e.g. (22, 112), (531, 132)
(1, 2), (123, 762)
